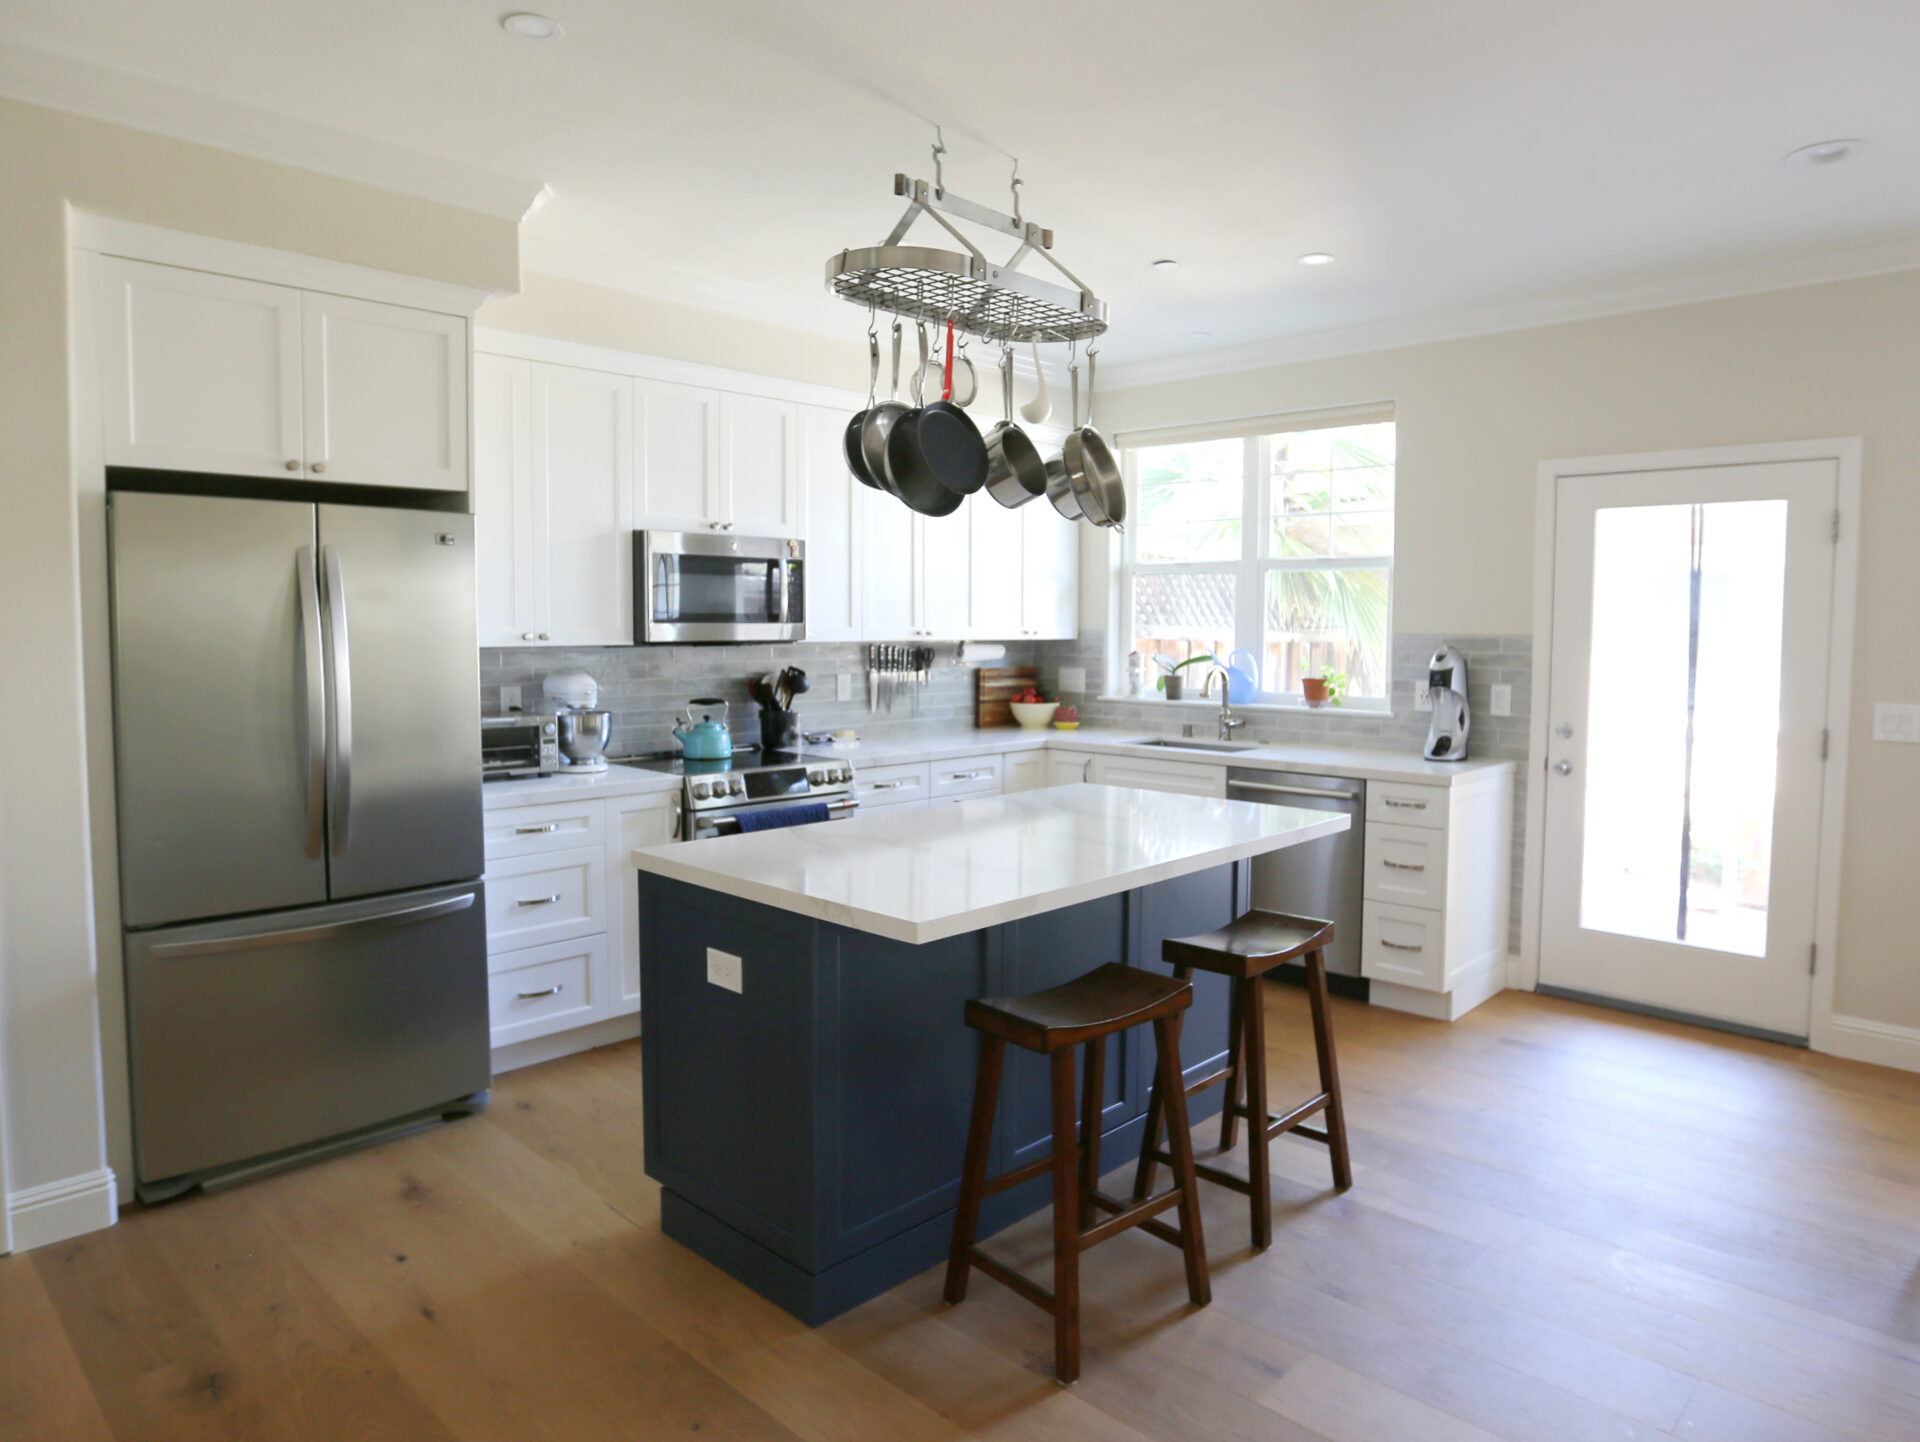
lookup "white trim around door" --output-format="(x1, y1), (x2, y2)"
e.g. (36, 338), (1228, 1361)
(1519, 439), (1860, 1054)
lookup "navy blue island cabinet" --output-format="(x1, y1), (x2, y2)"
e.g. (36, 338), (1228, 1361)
(636, 860), (1250, 1324)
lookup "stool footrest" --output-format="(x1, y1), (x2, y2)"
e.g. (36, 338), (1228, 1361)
(1089, 1191), (1186, 1250)
(982, 1149), (1061, 1198)
(1266, 1093), (1332, 1138)
(1078, 1187), (1184, 1250)
(1181, 1064), (1234, 1096)
(965, 1248), (1055, 1313)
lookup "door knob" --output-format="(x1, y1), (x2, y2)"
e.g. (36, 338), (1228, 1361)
(1553, 759), (1573, 776)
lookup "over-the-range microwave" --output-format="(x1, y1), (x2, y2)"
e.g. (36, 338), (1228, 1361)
(634, 530), (805, 644)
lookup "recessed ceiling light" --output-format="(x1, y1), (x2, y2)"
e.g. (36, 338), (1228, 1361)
(1187, 331), (1213, 340)
(1298, 252), (1335, 266)
(1151, 258), (1179, 269)
(502, 12), (561, 39)
(1785, 138), (1864, 166)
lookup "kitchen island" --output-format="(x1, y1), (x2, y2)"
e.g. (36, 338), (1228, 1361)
(631, 783), (1347, 1323)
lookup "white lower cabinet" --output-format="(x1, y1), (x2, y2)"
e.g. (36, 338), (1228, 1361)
(929, 753), (1004, 800)
(483, 788), (675, 1050)
(1086, 754), (1228, 798)
(852, 761), (932, 810)
(1002, 749), (1053, 793)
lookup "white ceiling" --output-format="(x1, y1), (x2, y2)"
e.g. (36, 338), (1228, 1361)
(6, 0), (1919, 377)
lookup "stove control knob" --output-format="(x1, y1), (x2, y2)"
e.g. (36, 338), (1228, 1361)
(691, 782), (711, 800)
(809, 769), (826, 784)
(834, 767), (850, 783)
(729, 778), (745, 794)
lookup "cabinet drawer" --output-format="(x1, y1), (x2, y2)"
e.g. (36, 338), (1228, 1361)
(930, 753), (1004, 799)
(1361, 901), (1446, 990)
(1087, 755), (1226, 798)
(483, 845), (605, 952)
(1366, 780), (1448, 830)
(488, 935), (606, 1046)
(483, 798), (605, 859)
(853, 761), (931, 808)
(1364, 822), (1449, 908)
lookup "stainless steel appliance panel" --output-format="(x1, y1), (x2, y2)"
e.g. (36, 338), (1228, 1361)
(636, 530), (805, 643)
(1229, 770), (1367, 978)
(109, 492), (329, 927)
(125, 882), (489, 1182)
(317, 505), (484, 897)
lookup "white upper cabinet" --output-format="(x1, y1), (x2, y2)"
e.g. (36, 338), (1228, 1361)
(98, 257), (468, 491)
(634, 377), (720, 532)
(969, 499), (1025, 639)
(302, 293), (467, 491)
(473, 354), (537, 648)
(1022, 505), (1079, 639)
(99, 257), (303, 478)
(798, 404), (860, 642)
(859, 484), (917, 640)
(917, 507), (972, 640)
(533, 364), (633, 646)
(720, 393), (799, 537)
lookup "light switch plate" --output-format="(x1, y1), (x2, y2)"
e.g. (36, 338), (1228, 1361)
(1059, 666), (1087, 694)
(836, 672), (854, 701)
(1873, 702), (1920, 743)
(706, 947), (744, 993)
(499, 684), (522, 712)
(1489, 684), (1512, 717)
(1413, 682), (1433, 712)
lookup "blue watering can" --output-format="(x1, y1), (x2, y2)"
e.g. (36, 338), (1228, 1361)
(1221, 649), (1258, 704)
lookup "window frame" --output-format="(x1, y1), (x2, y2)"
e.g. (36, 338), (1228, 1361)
(1117, 415), (1396, 711)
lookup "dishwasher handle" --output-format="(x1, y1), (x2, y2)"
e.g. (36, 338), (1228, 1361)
(1228, 778), (1362, 803)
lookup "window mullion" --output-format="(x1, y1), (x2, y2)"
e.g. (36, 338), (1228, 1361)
(1234, 435), (1264, 677)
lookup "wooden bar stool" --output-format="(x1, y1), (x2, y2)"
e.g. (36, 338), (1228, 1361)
(945, 962), (1211, 1384)
(1133, 912), (1352, 1249)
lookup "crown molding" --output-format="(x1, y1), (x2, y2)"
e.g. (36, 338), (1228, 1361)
(1098, 230), (1920, 390)
(0, 42), (547, 222)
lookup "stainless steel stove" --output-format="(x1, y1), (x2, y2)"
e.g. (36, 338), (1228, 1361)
(614, 748), (858, 840)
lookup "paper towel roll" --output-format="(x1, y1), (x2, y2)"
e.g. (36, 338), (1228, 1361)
(958, 642), (1007, 665)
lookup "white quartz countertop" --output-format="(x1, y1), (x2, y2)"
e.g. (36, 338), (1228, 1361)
(481, 762), (680, 809)
(630, 783), (1349, 944)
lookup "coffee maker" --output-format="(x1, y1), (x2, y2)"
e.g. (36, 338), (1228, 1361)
(1423, 645), (1471, 761)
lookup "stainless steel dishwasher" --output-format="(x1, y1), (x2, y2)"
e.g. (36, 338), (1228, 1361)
(1226, 769), (1366, 982)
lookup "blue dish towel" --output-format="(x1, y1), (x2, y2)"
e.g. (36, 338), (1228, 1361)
(735, 802), (832, 833)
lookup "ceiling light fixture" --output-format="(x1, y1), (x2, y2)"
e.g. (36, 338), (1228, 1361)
(1298, 252), (1335, 266)
(1785, 138), (1864, 166)
(501, 12), (561, 39)
(1151, 258), (1179, 269)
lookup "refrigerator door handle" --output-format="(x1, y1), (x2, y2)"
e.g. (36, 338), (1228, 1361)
(295, 544), (326, 860)
(321, 544), (354, 856)
(144, 892), (476, 960)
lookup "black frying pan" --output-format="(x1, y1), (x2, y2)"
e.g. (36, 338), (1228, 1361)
(842, 329), (885, 489)
(887, 322), (985, 514)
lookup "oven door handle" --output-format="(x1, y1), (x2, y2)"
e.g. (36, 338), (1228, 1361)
(694, 796), (857, 839)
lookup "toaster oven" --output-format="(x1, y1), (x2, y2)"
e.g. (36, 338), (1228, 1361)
(481, 714), (559, 780)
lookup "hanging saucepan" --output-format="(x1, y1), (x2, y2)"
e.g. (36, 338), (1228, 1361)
(842, 326), (885, 490)
(1064, 350), (1125, 528)
(857, 320), (910, 497)
(984, 347), (1047, 509)
(916, 330), (977, 408)
(886, 320), (984, 513)
(1046, 358), (1093, 520)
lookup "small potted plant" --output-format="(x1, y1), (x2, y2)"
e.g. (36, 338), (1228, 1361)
(1052, 704), (1080, 731)
(1155, 653), (1213, 701)
(1302, 667), (1347, 708)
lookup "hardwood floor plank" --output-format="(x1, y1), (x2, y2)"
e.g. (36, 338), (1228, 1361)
(1260, 1352), (1510, 1442)
(0, 1254), (115, 1442)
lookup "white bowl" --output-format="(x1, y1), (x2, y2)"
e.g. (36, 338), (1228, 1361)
(1009, 701), (1058, 729)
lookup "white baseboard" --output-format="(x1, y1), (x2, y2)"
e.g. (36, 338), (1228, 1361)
(1369, 954), (1506, 1023)
(1820, 1014), (1920, 1074)
(491, 1012), (641, 1076)
(1505, 952), (1532, 990)
(7, 1167), (118, 1252)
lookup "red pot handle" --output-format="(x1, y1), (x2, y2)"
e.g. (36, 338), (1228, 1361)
(943, 322), (954, 402)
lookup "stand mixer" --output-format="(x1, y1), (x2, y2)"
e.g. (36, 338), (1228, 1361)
(542, 671), (613, 772)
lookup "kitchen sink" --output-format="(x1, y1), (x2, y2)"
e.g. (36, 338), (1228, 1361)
(1130, 737), (1262, 753)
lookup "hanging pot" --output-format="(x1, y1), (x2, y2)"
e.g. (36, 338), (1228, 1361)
(843, 328), (885, 489)
(983, 348), (1047, 509)
(1051, 351), (1126, 528)
(1046, 360), (1095, 520)
(858, 320), (911, 497)
(886, 320), (984, 512)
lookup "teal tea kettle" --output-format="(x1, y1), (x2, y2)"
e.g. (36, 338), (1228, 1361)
(673, 697), (734, 759)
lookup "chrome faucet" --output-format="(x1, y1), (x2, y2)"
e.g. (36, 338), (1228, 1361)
(1205, 668), (1246, 742)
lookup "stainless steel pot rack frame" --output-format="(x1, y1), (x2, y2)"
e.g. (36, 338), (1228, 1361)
(826, 171), (1109, 346)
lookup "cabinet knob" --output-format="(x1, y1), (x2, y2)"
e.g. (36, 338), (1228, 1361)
(522, 632), (536, 641)
(538, 632), (550, 641)
(284, 459), (300, 472)
(311, 462), (326, 474)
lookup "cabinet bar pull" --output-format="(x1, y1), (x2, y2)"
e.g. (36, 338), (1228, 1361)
(1228, 779), (1362, 802)
(946, 770), (989, 780)
(516, 984), (563, 1000)
(869, 780), (906, 790)
(514, 823), (559, 835)
(1384, 798), (1428, 809)
(1380, 939), (1424, 952)
(1383, 860), (1427, 871)
(515, 894), (561, 908)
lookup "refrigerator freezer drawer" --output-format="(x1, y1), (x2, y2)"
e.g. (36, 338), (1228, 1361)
(126, 882), (490, 1185)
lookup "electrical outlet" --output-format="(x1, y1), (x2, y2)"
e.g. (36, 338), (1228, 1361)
(836, 672), (854, 702)
(706, 947), (743, 993)
(1489, 683), (1512, 717)
(1413, 682), (1433, 712)
(1873, 702), (1920, 743)
(499, 684), (522, 712)
(1059, 666), (1086, 694)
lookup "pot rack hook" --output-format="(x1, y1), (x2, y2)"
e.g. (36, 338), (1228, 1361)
(1010, 158), (1023, 225)
(931, 125), (946, 198)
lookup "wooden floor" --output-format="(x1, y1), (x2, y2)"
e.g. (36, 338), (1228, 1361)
(8, 987), (1920, 1441)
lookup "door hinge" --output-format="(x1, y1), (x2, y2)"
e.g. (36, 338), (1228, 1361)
(1831, 509), (1841, 543)
(1821, 728), (1830, 760)
(1809, 942), (1818, 975)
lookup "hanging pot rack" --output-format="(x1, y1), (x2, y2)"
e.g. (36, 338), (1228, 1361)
(825, 167), (1109, 346)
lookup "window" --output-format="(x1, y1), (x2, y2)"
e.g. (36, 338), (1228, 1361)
(1122, 410), (1394, 706)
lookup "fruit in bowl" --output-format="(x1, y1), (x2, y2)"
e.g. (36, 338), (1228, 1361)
(1052, 704), (1080, 731)
(1008, 687), (1058, 729)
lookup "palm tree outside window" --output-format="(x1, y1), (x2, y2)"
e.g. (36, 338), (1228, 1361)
(1123, 412), (1394, 706)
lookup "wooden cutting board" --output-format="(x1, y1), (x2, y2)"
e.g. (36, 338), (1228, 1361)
(975, 667), (1039, 729)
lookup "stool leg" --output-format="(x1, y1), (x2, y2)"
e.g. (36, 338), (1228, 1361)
(1130, 964), (1190, 1202)
(1078, 1036), (1106, 1231)
(1243, 974), (1274, 1249)
(1152, 1013), (1211, 1307)
(1218, 975), (1247, 1152)
(1049, 1048), (1082, 1384)
(944, 1035), (1004, 1305)
(1305, 947), (1354, 1191)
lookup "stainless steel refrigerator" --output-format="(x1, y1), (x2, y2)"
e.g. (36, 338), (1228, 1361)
(109, 490), (489, 1200)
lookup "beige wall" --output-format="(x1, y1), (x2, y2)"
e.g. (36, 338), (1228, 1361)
(1100, 272), (1920, 1030)
(0, 96), (519, 1233)
(479, 271), (868, 390)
